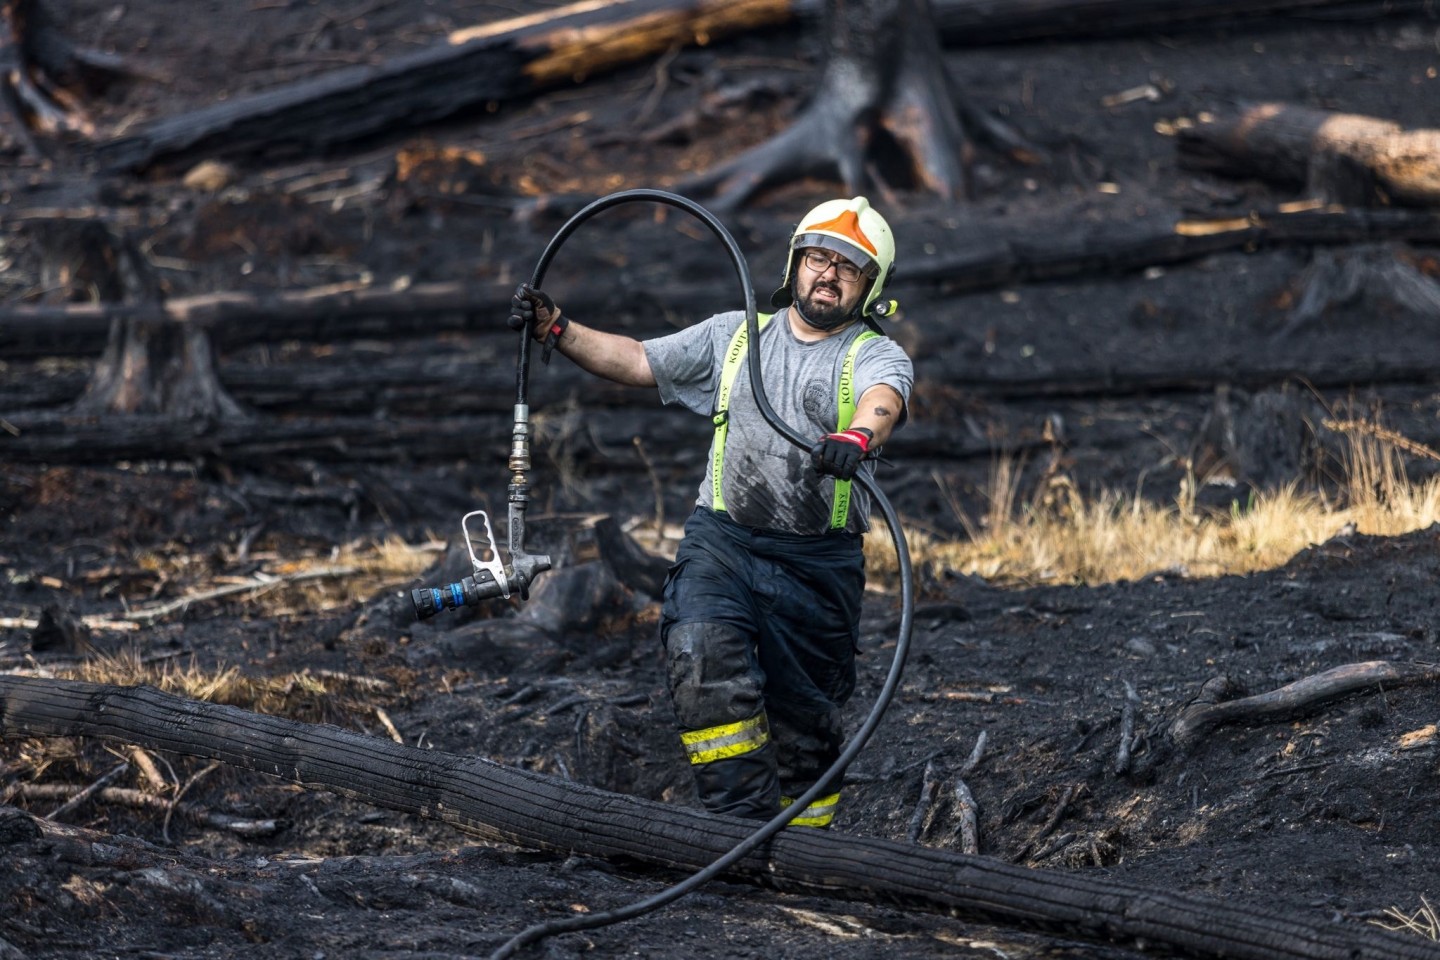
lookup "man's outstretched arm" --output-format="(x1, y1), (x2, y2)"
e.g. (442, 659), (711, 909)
(550, 319), (656, 388)
(510, 283), (655, 387)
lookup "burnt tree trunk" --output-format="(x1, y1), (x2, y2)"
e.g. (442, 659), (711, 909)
(1, 676), (1435, 960)
(0, 0), (61, 158)
(684, 0), (1029, 208)
(0, 0), (137, 156)
(32, 221), (246, 419)
(1179, 103), (1440, 207)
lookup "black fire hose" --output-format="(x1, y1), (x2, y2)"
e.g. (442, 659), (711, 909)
(487, 188), (916, 958)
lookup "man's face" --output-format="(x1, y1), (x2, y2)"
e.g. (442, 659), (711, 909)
(794, 247), (867, 329)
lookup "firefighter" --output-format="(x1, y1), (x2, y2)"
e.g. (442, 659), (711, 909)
(509, 197), (913, 827)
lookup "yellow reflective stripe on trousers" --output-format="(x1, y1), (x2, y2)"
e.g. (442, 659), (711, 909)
(780, 792), (841, 827)
(828, 330), (880, 530)
(680, 714), (770, 765)
(711, 313), (773, 514)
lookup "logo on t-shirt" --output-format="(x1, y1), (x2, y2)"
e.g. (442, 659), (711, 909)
(802, 378), (830, 425)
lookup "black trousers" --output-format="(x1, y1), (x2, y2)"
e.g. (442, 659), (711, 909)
(660, 506), (865, 820)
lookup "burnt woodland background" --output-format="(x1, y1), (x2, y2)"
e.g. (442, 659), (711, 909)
(3, 1), (1440, 959)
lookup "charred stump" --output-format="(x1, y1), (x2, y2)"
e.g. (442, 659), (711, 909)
(0, 0), (138, 156)
(29, 221), (245, 420)
(0, 0), (83, 151)
(1188, 383), (1334, 492)
(683, 0), (1033, 208)
(1, 675), (1437, 960)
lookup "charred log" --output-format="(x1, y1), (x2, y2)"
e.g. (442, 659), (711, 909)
(929, 0), (1438, 45)
(0, 280), (522, 359)
(1, 675), (1436, 960)
(88, 0), (799, 174)
(0, 410), (522, 464)
(10, 205), (1440, 361)
(903, 205), (1440, 290)
(1187, 383), (1334, 491)
(1178, 103), (1440, 207)
(11, 348), (1440, 412)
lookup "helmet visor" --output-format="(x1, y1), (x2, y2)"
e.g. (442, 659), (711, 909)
(793, 233), (879, 280)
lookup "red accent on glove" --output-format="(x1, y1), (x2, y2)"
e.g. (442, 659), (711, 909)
(829, 429), (872, 453)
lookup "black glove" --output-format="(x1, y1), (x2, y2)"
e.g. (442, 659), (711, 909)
(810, 427), (873, 481)
(508, 282), (559, 340)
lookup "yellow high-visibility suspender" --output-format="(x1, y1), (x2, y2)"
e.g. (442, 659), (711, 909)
(711, 315), (879, 529)
(829, 329), (880, 529)
(710, 313), (772, 514)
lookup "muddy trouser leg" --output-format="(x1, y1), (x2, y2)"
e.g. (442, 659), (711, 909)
(753, 532), (864, 829)
(770, 704), (846, 827)
(661, 509), (780, 820)
(664, 620), (780, 820)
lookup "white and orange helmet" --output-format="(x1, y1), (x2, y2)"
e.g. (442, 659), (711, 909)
(772, 196), (897, 318)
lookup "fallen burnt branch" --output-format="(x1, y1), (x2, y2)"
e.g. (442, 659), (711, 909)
(89, 0), (799, 173)
(930, 0), (1437, 45)
(1, 676), (1434, 960)
(1169, 660), (1440, 749)
(13, 783), (283, 838)
(1179, 103), (1440, 206)
(120, 565), (361, 626)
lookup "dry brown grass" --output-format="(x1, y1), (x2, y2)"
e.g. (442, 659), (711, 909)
(59, 648), (395, 724)
(114, 535), (443, 625)
(866, 419), (1440, 588)
(236, 534), (443, 617)
(5, 652), (401, 787)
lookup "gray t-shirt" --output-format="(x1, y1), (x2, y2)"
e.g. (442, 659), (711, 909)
(643, 309), (914, 535)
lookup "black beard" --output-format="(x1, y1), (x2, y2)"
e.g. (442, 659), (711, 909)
(793, 278), (858, 331)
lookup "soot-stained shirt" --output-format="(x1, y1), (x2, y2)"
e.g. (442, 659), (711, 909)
(643, 309), (914, 536)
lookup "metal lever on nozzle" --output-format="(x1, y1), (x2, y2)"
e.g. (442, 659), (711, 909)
(409, 508), (552, 621)
(463, 510), (509, 599)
